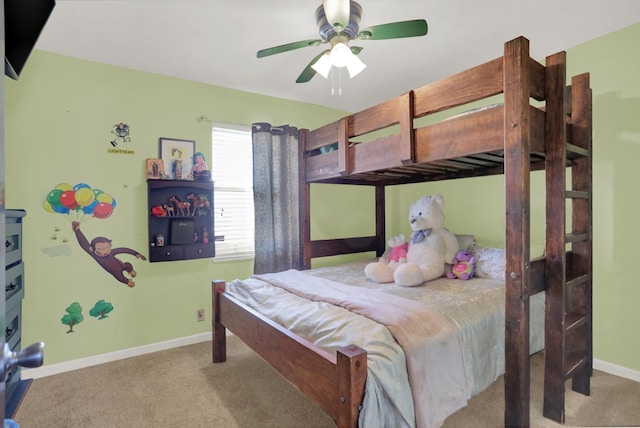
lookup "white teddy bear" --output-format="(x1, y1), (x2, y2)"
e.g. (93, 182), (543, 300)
(364, 194), (460, 287)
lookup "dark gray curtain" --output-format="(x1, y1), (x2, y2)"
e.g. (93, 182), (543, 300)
(252, 123), (301, 274)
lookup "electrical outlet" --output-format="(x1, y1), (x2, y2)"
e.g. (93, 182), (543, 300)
(197, 309), (205, 322)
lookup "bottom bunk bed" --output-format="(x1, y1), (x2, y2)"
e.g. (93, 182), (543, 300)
(213, 250), (545, 428)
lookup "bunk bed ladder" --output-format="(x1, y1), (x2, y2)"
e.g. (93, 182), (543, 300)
(543, 52), (593, 424)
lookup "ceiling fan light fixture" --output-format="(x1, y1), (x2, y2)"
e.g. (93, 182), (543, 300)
(311, 53), (332, 79)
(329, 42), (352, 67)
(346, 54), (366, 78)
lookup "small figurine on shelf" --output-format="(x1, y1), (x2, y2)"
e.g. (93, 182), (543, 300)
(187, 193), (212, 216)
(192, 152), (211, 181)
(169, 196), (190, 216)
(174, 159), (183, 180)
(150, 205), (166, 217)
(163, 204), (174, 216)
(202, 227), (209, 244)
(194, 231), (199, 243)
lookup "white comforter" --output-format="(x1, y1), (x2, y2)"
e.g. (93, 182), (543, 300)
(226, 261), (545, 428)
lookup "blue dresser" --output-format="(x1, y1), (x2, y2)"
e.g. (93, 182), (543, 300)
(5, 209), (29, 418)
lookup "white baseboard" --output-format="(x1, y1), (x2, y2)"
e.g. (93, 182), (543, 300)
(594, 358), (640, 383)
(22, 332), (212, 380)
(20, 333), (640, 384)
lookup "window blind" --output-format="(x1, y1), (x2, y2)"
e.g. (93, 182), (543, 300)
(211, 125), (255, 260)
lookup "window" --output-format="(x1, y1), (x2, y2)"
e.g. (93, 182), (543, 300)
(211, 124), (254, 260)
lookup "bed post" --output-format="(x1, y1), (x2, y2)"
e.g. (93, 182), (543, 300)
(336, 345), (367, 428)
(212, 280), (227, 363)
(503, 36), (532, 428)
(375, 185), (386, 256)
(542, 48), (569, 423)
(299, 129), (312, 270)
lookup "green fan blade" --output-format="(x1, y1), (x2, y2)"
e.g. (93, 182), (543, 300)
(357, 19), (428, 41)
(296, 51), (329, 83)
(257, 39), (323, 58)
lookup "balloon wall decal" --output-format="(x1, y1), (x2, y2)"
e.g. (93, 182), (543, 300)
(43, 183), (116, 221)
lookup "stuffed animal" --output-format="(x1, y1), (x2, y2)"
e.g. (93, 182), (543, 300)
(364, 194), (460, 287)
(447, 250), (476, 280)
(387, 234), (408, 266)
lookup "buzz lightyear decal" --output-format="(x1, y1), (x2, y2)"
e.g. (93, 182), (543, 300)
(110, 122), (130, 147)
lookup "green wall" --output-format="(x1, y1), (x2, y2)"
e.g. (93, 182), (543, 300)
(5, 50), (348, 365)
(6, 21), (640, 374)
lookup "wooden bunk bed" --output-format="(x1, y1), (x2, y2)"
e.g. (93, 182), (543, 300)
(212, 36), (592, 427)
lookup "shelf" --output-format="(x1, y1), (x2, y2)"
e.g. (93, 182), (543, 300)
(147, 180), (215, 262)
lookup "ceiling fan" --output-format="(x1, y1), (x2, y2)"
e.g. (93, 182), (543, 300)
(256, 0), (428, 83)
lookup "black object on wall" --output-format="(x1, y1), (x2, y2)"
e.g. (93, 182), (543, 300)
(4, 0), (56, 80)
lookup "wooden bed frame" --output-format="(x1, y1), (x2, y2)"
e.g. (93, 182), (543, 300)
(212, 36), (592, 427)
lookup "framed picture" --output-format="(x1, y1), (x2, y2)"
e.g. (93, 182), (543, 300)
(159, 137), (195, 180)
(146, 158), (164, 179)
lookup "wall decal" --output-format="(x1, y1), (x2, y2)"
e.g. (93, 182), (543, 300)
(60, 300), (115, 333)
(44, 182), (146, 287)
(44, 182), (116, 221)
(61, 302), (84, 334)
(110, 122), (130, 147)
(49, 226), (69, 243)
(41, 245), (72, 257)
(89, 300), (114, 319)
(72, 222), (146, 288)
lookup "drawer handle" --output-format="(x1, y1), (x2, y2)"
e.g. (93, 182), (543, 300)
(5, 240), (11, 249)
(6, 327), (14, 339)
(6, 283), (18, 292)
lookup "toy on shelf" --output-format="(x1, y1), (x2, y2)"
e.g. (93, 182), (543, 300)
(163, 204), (175, 216)
(169, 196), (191, 216)
(186, 193), (212, 216)
(192, 152), (211, 181)
(150, 205), (166, 217)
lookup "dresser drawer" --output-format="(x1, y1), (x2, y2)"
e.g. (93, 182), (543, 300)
(5, 351), (20, 386)
(149, 245), (185, 262)
(5, 222), (23, 267)
(6, 262), (24, 311)
(184, 243), (215, 259)
(6, 303), (21, 351)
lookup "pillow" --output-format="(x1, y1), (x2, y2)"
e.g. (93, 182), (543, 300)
(470, 244), (505, 281)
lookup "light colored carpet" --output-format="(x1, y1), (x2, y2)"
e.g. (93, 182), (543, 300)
(13, 336), (640, 427)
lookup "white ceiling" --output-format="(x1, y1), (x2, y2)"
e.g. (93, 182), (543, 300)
(35, 0), (640, 113)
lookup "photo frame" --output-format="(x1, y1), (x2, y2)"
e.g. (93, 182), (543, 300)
(159, 137), (195, 180)
(146, 158), (165, 179)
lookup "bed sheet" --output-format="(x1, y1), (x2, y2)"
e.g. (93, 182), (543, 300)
(225, 260), (545, 428)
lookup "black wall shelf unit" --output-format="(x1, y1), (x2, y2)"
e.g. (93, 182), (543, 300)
(147, 180), (214, 262)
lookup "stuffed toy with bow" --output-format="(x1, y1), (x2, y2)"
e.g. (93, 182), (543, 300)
(364, 194), (459, 286)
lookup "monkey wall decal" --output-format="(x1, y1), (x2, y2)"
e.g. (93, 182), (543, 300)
(72, 221), (146, 287)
